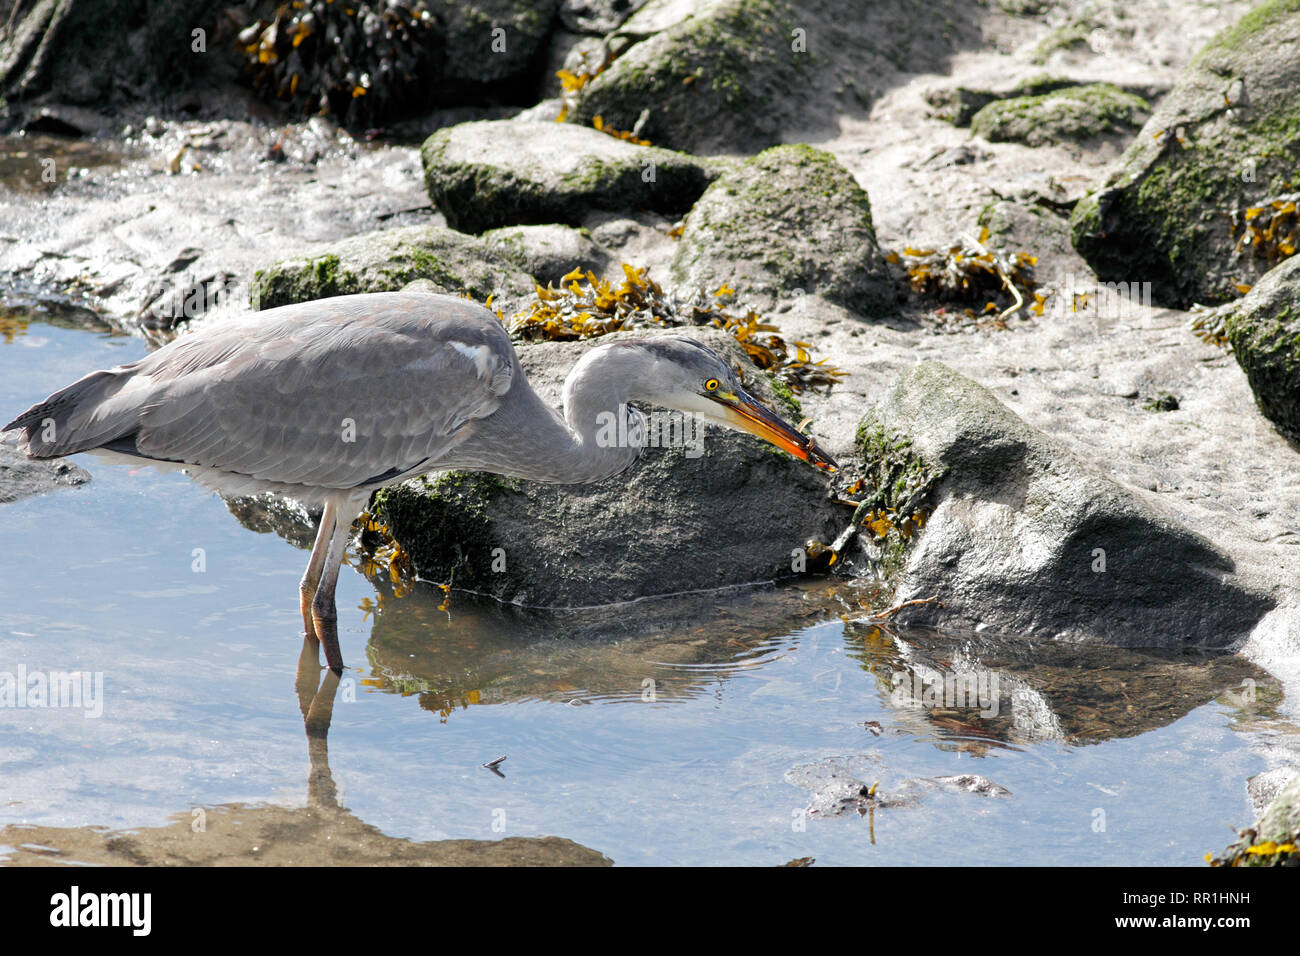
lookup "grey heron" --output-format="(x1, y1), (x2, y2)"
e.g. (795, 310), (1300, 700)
(3, 291), (838, 673)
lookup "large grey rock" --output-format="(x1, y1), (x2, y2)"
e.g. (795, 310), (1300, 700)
(1069, 0), (1300, 307)
(0, 443), (90, 504)
(375, 327), (838, 608)
(1224, 254), (1300, 443)
(873, 361), (1273, 647)
(969, 83), (1150, 147)
(670, 144), (897, 316)
(249, 224), (534, 312)
(570, 0), (980, 154)
(421, 120), (729, 233)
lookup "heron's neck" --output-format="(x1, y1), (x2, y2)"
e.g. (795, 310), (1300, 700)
(551, 355), (647, 483)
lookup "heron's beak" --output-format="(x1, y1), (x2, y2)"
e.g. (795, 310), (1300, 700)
(709, 387), (839, 473)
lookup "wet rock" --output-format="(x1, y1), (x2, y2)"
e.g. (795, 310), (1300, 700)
(670, 144), (897, 316)
(0, 443), (90, 504)
(482, 223), (611, 285)
(868, 361), (1273, 647)
(430, 0), (562, 90)
(1224, 254), (1300, 443)
(1069, 0), (1300, 307)
(785, 757), (1010, 818)
(786, 764), (891, 816)
(570, 0), (980, 154)
(1214, 770), (1300, 867)
(375, 326), (837, 608)
(249, 224), (534, 312)
(970, 83), (1149, 147)
(0, 0), (220, 113)
(559, 0), (645, 35)
(420, 119), (730, 233)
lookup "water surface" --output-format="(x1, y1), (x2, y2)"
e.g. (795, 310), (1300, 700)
(0, 306), (1289, 866)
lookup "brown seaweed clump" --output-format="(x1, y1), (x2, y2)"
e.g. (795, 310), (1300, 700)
(890, 226), (1040, 328)
(239, 1), (438, 129)
(507, 264), (845, 394)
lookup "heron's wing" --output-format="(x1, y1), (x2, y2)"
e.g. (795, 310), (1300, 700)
(13, 293), (516, 489)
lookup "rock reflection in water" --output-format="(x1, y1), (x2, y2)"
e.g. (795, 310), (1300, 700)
(844, 621), (1279, 750)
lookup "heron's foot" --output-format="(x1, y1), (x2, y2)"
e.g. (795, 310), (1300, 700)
(310, 604), (345, 674)
(300, 584), (320, 643)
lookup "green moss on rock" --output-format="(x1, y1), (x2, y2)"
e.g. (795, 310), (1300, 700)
(970, 83), (1149, 147)
(251, 224), (533, 310)
(1069, 0), (1300, 307)
(1224, 254), (1300, 442)
(670, 143), (896, 316)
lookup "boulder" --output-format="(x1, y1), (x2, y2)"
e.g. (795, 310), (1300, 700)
(420, 119), (729, 233)
(970, 83), (1149, 147)
(375, 326), (839, 608)
(249, 224), (534, 311)
(569, 0), (980, 154)
(670, 144), (896, 316)
(1224, 253), (1300, 443)
(869, 361), (1272, 647)
(1069, 0), (1300, 307)
(482, 223), (611, 285)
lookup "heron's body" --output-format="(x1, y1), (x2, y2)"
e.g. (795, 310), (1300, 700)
(3, 291), (835, 672)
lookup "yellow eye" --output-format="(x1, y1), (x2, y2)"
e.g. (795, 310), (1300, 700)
(705, 379), (720, 391)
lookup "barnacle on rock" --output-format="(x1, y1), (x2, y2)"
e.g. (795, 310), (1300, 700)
(239, 1), (438, 129)
(507, 264), (845, 393)
(890, 226), (1038, 328)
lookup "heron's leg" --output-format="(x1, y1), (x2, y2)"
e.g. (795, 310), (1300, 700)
(300, 500), (337, 644)
(310, 508), (354, 674)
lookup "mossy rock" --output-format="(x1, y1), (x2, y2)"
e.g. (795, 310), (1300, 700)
(420, 119), (731, 233)
(571, 0), (811, 154)
(1224, 253), (1300, 442)
(670, 143), (897, 316)
(374, 327), (839, 607)
(250, 224), (533, 311)
(570, 0), (982, 154)
(970, 83), (1149, 147)
(1069, 0), (1300, 307)
(926, 74), (1077, 127)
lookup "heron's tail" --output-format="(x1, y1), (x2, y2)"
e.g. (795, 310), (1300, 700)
(2, 368), (141, 459)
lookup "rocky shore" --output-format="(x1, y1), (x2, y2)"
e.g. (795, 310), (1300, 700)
(2, 0), (1298, 861)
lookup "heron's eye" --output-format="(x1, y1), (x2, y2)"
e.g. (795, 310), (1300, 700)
(705, 379), (720, 392)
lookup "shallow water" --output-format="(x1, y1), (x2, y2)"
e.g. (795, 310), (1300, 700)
(0, 306), (1291, 866)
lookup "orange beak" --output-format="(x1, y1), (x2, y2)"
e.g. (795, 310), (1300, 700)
(713, 387), (839, 473)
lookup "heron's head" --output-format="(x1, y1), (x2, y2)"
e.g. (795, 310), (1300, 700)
(583, 336), (838, 472)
